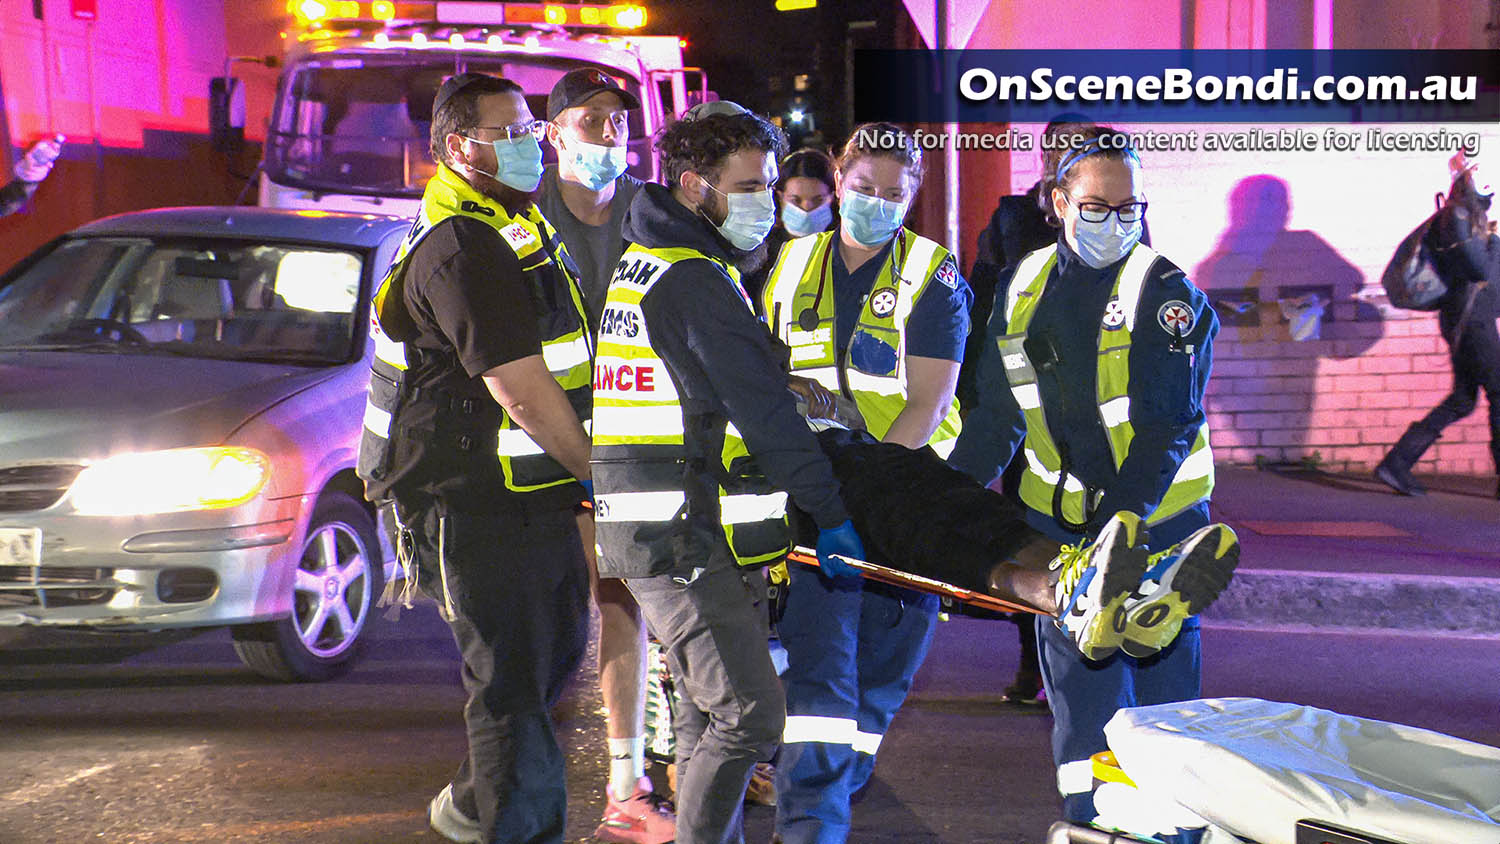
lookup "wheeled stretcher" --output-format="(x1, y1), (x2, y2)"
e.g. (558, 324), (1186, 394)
(1047, 697), (1500, 844)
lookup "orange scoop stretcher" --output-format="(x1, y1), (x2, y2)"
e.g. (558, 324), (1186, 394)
(785, 546), (1044, 617)
(580, 499), (1043, 617)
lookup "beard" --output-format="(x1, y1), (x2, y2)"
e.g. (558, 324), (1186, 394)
(479, 178), (541, 214)
(733, 237), (772, 276)
(455, 159), (541, 213)
(697, 189), (770, 262)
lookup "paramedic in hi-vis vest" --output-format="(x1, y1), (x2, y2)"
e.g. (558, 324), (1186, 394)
(762, 122), (971, 844)
(355, 73), (594, 844)
(949, 126), (1241, 824)
(590, 101), (865, 844)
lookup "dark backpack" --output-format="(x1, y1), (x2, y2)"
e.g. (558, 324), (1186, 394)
(1381, 194), (1449, 311)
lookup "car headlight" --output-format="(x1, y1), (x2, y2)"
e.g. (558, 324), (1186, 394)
(70, 447), (272, 516)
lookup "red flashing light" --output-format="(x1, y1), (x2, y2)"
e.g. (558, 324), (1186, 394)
(504, 5), (548, 24)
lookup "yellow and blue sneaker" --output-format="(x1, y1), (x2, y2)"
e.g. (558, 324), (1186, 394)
(1119, 523), (1241, 658)
(1051, 512), (1150, 661)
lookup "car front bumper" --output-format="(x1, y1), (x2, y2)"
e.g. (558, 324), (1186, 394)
(0, 496), (306, 629)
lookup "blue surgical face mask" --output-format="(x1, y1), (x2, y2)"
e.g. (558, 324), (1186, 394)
(462, 133), (544, 192)
(1069, 212), (1143, 269)
(840, 190), (907, 247)
(781, 200), (833, 238)
(559, 132), (627, 191)
(704, 182), (776, 251)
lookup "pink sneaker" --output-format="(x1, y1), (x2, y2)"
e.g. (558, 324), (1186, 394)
(595, 776), (676, 844)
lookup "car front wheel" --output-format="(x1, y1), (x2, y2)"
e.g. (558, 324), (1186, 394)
(231, 492), (382, 682)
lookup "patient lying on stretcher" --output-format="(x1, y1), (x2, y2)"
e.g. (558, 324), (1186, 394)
(785, 377), (1240, 662)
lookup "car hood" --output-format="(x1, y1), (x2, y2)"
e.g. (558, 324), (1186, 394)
(0, 350), (344, 462)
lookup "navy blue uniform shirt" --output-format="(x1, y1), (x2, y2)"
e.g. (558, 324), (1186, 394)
(948, 235), (1217, 546)
(831, 236), (972, 363)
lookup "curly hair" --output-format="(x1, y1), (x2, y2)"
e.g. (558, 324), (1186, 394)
(429, 75), (523, 165)
(657, 112), (789, 188)
(835, 122), (924, 191)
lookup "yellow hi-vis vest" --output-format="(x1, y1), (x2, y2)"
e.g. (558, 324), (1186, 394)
(999, 243), (1214, 530)
(357, 163), (593, 498)
(591, 243), (791, 575)
(763, 228), (963, 458)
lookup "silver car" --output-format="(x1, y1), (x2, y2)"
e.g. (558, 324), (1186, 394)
(0, 206), (409, 681)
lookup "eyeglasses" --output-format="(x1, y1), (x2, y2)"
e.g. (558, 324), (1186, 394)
(469, 119), (546, 142)
(1064, 193), (1148, 224)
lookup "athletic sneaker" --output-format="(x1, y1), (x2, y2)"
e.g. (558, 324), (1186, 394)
(1050, 511), (1150, 661)
(427, 782), (482, 844)
(595, 776), (676, 844)
(1118, 523), (1241, 658)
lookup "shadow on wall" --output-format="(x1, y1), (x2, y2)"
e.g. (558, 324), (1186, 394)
(1193, 175), (1385, 465)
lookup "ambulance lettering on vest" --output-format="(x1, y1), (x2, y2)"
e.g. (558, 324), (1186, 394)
(869, 287), (899, 318)
(599, 306), (641, 338)
(1157, 300), (1195, 336)
(612, 258), (663, 287)
(1102, 298), (1127, 331)
(594, 362), (656, 392)
(500, 223), (535, 249)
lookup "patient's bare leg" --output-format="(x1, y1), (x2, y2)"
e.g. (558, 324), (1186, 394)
(985, 535), (1064, 615)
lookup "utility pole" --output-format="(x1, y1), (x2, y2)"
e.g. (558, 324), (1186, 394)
(936, 0), (960, 257)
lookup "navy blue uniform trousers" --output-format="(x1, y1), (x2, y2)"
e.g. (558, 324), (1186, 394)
(775, 566), (940, 844)
(1027, 506), (1205, 823)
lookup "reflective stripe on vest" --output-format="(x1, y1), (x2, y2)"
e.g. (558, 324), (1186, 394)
(358, 163), (592, 494)
(764, 229), (962, 458)
(593, 244), (791, 568)
(1000, 243), (1212, 528)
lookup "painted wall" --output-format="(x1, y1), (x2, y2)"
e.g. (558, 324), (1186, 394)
(0, 0), (262, 268)
(928, 0), (1498, 476)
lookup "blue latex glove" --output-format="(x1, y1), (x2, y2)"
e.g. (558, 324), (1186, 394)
(816, 520), (865, 581)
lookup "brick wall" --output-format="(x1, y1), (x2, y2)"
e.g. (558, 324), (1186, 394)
(1008, 121), (1499, 476)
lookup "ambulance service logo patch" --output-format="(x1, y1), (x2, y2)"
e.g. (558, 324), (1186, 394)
(1102, 298), (1127, 330)
(870, 287), (899, 318)
(933, 256), (959, 290)
(1157, 300), (1195, 335)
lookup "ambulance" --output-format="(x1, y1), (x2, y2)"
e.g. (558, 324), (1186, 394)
(222, 1), (707, 216)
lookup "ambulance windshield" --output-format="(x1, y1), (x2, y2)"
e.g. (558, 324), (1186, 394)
(265, 53), (645, 198)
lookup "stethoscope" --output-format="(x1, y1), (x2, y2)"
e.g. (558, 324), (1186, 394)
(796, 232), (908, 332)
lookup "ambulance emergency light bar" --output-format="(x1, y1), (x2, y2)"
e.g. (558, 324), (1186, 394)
(288, 1), (647, 29)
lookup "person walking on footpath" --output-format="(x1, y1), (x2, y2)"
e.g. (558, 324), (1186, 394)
(1376, 153), (1499, 500)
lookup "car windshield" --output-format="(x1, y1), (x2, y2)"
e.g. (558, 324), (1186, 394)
(265, 53), (646, 197)
(0, 237), (365, 364)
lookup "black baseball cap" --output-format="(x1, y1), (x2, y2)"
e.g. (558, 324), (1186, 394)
(547, 68), (641, 121)
(432, 72), (508, 117)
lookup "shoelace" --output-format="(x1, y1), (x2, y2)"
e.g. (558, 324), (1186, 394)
(1049, 539), (1094, 597)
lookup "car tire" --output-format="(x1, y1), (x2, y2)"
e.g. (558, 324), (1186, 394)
(231, 491), (383, 682)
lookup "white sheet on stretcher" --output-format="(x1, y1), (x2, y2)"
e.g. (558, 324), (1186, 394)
(1103, 698), (1500, 844)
